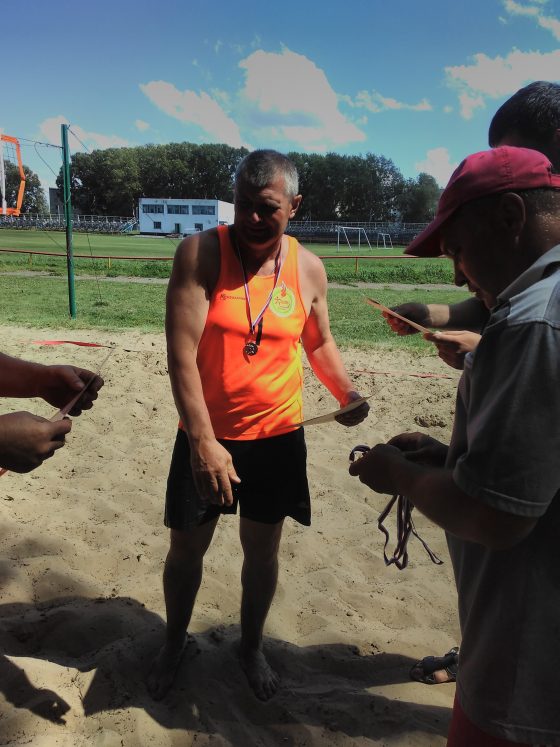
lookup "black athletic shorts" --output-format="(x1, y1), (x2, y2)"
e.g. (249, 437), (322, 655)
(165, 427), (311, 529)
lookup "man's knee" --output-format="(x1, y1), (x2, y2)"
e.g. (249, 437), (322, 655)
(168, 521), (217, 563)
(240, 519), (283, 565)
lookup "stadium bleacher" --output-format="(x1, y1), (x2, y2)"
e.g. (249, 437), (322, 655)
(0, 215), (425, 244)
(0, 214), (138, 233)
(287, 220), (428, 246)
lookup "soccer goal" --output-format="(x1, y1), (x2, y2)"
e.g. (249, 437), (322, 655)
(336, 226), (372, 252)
(376, 232), (393, 250)
(0, 134), (25, 216)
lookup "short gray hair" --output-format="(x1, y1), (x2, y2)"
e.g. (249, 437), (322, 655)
(234, 149), (299, 198)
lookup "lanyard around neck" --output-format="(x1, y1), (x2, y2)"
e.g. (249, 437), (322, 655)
(233, 237), (285, 334)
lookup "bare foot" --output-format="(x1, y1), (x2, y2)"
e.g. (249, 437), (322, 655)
(239, 647), (279, 701)
(146, 642), (185, 700)
(409, 664), (454, 683)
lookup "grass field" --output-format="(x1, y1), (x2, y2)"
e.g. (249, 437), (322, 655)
(0, 228), (464, 352)
(0, 228), (454, 284)
(0, 273), (469, 351)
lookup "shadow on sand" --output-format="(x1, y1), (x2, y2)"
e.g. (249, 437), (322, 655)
(0, 594), (451, 744)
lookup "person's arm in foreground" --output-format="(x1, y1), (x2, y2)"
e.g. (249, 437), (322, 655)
(299, 250), (369, 426)
(348, 432), (537, 550)
(0, 353), (104, 473)
(384, 297), (489, 335)
(0, 352), (103, 411)
(165, 233), (240, 506)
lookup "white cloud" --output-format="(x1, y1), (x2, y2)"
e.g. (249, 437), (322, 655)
(458, 91), (486, 119)
(211, 88), (231, 107)
(415, 147), (459, 187)
(443, 105), (454, 113)
(38, 115), (130, 150)
(135, 119), (150, 132)
(238, 47), (365, 149)
(139, 47), (367, 152)
(445, 0), (560, 119)
(504, 0), (560, 39)
(445, 48), (560, 118)
(349, 90), (432, 113)
(140, 81), (245, 147)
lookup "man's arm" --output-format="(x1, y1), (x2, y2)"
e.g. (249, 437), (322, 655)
(165, 231), (240, 505)
(0, 353), (103, 414)
(349, 443), (537, 550)
(0, 354), (45, 397)
(299, 248), (368, 425)
(385, 297), (489, 335)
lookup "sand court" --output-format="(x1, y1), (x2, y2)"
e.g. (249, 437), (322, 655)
(0, 325), (460, 746)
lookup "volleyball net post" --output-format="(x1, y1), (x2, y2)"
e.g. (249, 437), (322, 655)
(61, 124), (76, 318)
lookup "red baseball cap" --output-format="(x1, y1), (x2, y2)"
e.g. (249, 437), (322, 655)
(406, 146), (560, 257)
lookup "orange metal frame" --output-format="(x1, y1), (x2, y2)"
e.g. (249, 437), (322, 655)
(1, 135), (26, 216)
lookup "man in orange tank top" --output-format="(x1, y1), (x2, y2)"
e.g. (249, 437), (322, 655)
(148, 150), (369, 701)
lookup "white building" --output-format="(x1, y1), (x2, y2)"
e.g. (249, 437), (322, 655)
(138, 197), (234, 236)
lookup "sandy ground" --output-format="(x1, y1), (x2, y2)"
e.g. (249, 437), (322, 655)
(0, 326), (461, 747)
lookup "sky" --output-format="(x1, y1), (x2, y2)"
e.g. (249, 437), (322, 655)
(2, 0), (560, 201)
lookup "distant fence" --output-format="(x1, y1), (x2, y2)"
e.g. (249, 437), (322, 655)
(0, 216), (429, 243)
(0, 248), (439, 273)
(0, 214), (137, 234)
(287, 220), (428, 245)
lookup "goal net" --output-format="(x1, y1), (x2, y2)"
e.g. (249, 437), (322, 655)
(376, 232), (393, 250)
(336, 226), (372, 252)
(0, 135), (25, 216)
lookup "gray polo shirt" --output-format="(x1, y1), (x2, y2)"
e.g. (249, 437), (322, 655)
(446, 245), (560, 744)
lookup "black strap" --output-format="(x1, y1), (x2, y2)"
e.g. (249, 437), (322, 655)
(255, 317), (263, 347)
(350, 444), (443, 571)
(378, 493), (443, 570)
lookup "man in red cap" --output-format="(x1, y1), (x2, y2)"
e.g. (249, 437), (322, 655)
(350, 145), (560, 745)
(386, 80), (560, 371)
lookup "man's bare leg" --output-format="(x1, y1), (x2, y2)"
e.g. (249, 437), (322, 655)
(239, 517), (284, 701)
(147, 519), (218, 700)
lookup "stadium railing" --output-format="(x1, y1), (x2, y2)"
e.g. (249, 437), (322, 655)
(287, 220), (429, 244)
(0, 214), (137, 234)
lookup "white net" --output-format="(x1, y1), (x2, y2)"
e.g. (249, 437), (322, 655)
(336, 226), (372, 252)
(376, 232), (393, 249)
(0, 135), (25, 216)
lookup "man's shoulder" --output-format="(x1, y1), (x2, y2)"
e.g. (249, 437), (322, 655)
(175, 228), (220, 266)
(508, 271), (560, 328)
(178, 226), (220, 252)
(289, 237), (324, 273)
(171, 229), (221, 290)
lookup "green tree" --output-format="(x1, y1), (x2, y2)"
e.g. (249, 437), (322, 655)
(398, 172), (440, 222)
(290, 151), (405, 222)
(290, 152), (345, 220)
(59, 148), (141, 216)
(61, 142), (249, 215)
(4, 162), (48, 214)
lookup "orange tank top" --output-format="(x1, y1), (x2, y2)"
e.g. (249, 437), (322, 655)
(197, 226), (307, 440)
